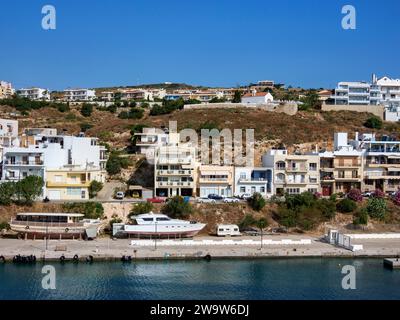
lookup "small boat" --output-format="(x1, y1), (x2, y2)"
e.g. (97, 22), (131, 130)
(123, 212), (206, 238)
(10, 213), (101, 240)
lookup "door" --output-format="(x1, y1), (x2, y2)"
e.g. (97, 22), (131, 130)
(48, 190), (61, 200)
(322, 186), (331, 196)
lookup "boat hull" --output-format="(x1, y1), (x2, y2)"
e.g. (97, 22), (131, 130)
(123, 223), (206, 238)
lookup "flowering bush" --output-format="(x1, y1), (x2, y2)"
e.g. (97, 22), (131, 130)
(347, 188), (363, 202)
(314, 192), (322, 199)
(393, 191), (400, 206)
(372, 189), (385, 199)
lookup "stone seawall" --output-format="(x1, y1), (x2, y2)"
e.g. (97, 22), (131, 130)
(321, 104), (384, 119)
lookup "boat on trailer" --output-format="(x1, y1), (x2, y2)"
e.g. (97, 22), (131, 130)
(10, 213), (101, 240)
(121, 212), (206, 238)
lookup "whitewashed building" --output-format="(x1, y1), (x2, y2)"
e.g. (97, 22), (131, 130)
(17, 88), (50, 101)
(241, 91), (274, 104)
(63, 88), (96, 101)
(234, 167), (273, 198)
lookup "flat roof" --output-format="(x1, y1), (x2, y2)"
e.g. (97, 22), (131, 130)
(17, 212), (84, 217)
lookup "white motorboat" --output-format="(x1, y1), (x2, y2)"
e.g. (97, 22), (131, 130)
(124, 212), (206, 238)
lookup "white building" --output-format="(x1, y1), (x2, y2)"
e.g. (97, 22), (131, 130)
(17, 88), (50, 101)
(234, 167), (273, 198)
(63, 88), (96, 101)
(331, 81), (381, 105)
(377, 76), (400, 108)
(241, 91), (274, 104)
(134, 127), (169, 159)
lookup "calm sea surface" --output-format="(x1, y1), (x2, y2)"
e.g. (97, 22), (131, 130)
(0, 258), (399, 300)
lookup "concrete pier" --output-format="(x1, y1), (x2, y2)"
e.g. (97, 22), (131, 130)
(383, 258), (400, 269)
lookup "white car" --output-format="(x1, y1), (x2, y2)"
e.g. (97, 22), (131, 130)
(223, 197), (240, 203)
(241, 193), (252, 200)
(197, 197), (216, 204)
(115, 191), (125, 200)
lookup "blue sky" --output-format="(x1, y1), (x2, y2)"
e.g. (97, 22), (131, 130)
(0, 0), (399, 90)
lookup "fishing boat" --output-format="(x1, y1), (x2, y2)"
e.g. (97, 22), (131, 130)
(10, 213), (101, 240)
(122, 212), (206, 238)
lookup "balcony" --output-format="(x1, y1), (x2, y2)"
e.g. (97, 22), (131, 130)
(286, 166), (307, 172)
(239, 177), (268, 184)
(156, 181), (194, 187)
(47, 181), (91, 188)
(4, 160), (44, 166)
(157, 170), (192, 176)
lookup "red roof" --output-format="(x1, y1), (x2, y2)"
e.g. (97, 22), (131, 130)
(242, 92), (270, 98)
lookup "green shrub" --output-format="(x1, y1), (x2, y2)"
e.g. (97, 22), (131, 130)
(161, 196), (192, 218)
(80, 122), (93, 132)
(0, 222), (10, 231)
(80, 103), (93, 117)
(366, 197), (387, 220)
(238, 214), (257, 230)
(15, 176), (44, 205)
(353, 208), (368, 225)
(0, 182), (16, 205)
(63, 202), (104, 219)
(89, 181), (103, 198)
(336, 198), (357, 213)
(364, 116), (383, 129)
(248, 192), (266, 211)
(129, 202), (153, 219)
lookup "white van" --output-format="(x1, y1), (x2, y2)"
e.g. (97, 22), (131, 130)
(216, 224), (241, 237)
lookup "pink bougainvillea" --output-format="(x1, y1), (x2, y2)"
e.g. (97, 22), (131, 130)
(372, 189), (385, 199)
(347, 188), (363, 202)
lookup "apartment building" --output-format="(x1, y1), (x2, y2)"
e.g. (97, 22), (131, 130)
(362, 134), (400, 193)
(377, 76), (400, 108)
(0, 81), (14, 98)
(134, 127), (169, 159)
(262, 149), (320, 195)
(234, 167), (273, 198)
(0, 119), (19, 149)
(63, 88), (96, 101)
(17, 88), (50, 101)
(154, 133), (198, 197)
(1, 147), (45, 187)
(331, 81), (381, 105)
(118, 89), (153, 101)
(19, 130), (107, 200)
(198, 165), (234, 198)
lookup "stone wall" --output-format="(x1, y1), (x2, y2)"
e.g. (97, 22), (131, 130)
(321, 104), (384, 119)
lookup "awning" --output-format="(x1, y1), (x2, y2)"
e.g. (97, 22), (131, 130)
(388, 168), (400, 172)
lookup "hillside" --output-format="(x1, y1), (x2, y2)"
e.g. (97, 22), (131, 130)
(1, 104), (398, 160)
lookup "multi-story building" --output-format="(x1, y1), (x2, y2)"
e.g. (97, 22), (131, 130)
(63, 88), (96, 101)
(234, 167), (273, 198)
(262, 149), (320, 195)
(198, 165), (234, 198)
(0, 119), (19, 149)
(154, 133), (198, 197)
(0, 81), (14, 98)
(17, 88), (50, 101)
(331, 81), (381, 105)
(134, 127), (169, 159)
(1, 147), (45, 192)
(361, 134), (400, 193)
(377, 76), (400, 109)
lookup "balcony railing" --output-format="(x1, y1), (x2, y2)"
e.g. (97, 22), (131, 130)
(10, 220), (84, 228)
(4, 160), (44, 166)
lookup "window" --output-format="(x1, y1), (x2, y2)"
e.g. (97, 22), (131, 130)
(276, 161), (285, 170)
(240, 172), (246, 180)
(309, 163), (317, 171)
(260, 186), (265, 193)
(54, 175), (63, 183)
(67, 188), (81, 196)
(240, 187), (246, 193)
(308, 188), (318, 194)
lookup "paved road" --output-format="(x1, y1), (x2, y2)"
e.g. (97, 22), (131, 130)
(95, 181), (125, 201)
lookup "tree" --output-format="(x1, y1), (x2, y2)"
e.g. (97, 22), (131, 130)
(106, 152), (130, 175)
(89, 181), (103, 199)
(238, 214), (257, 230)
(80, 122), (93, 132)
(256, 218), (268, 249)
(366, 197), (387, 220)
(162, 196), (192, 218)
(63, 202), (104, 219)
(80, 103), (93, 117)
(0, 182), (16, 205)
(248, 192), (266, 211)
(16, 176), (44, 205)
(364, 116), (383, 129)
(336, 198), (357, 213)
(129, 202), (153, 219)
(232, 90), (242, 103)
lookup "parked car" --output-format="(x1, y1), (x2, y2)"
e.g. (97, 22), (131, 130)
(223, 197), (240, 203)
(197, 197), (216, 204)
(240, 193), (252, 200)
(147, 197), (166, 203)
(208, 194), (224, 201)
(362, 191), (373, 198)
(115, 191), (125, 200)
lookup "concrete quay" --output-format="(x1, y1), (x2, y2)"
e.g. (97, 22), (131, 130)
(1, 236), (400, 262)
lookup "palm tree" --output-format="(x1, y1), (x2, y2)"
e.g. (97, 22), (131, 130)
(256, 218), (268, 249)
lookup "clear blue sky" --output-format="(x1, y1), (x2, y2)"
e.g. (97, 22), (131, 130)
(1, 0), (399, 90)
